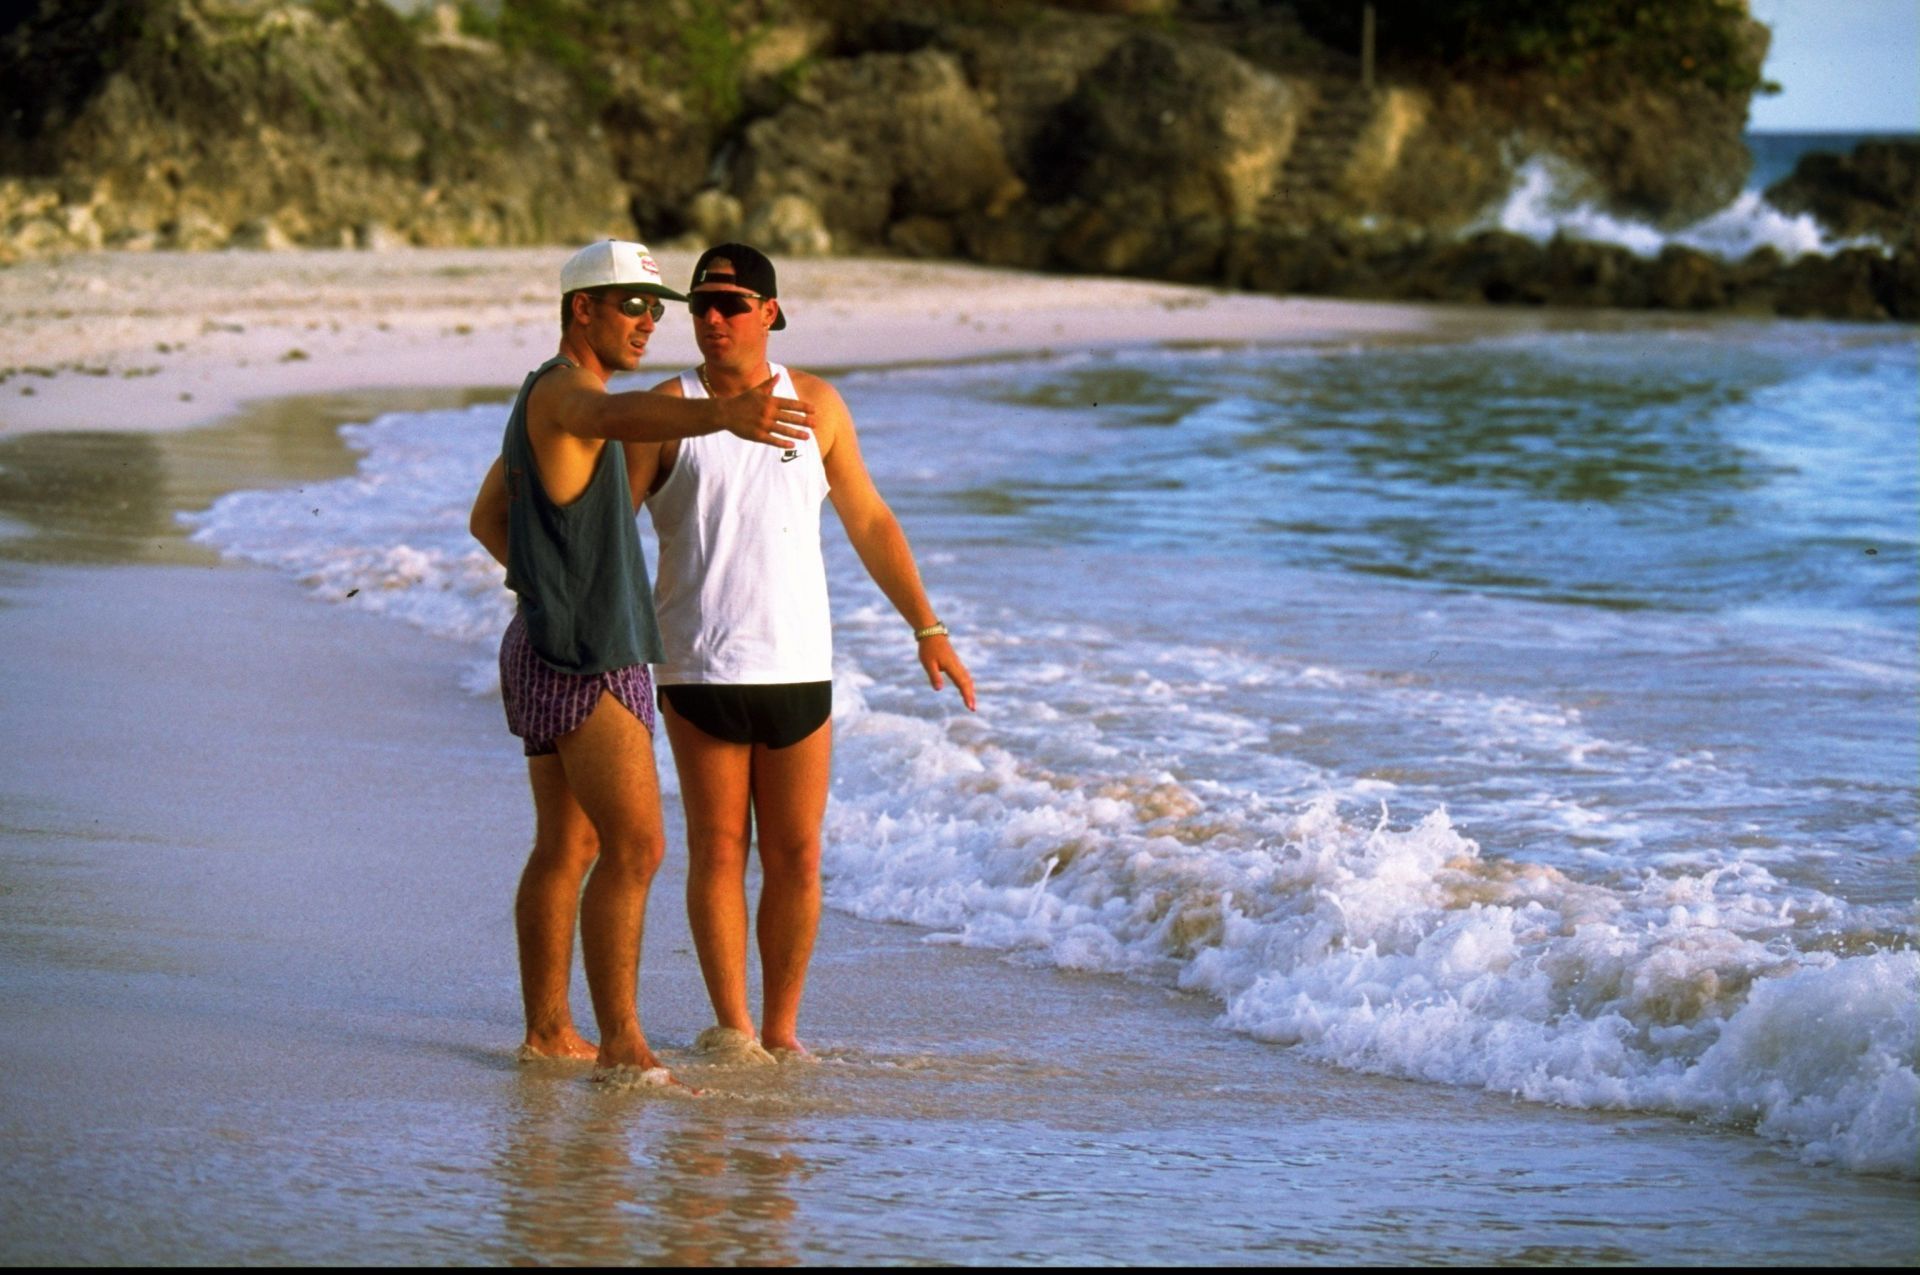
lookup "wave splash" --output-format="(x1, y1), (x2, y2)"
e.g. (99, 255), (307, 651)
(181, 380), (1919, 1180)
(1484, 156), (1883, 261)
(181, 405), (514, 692)
(823, 676), (1919, 1177)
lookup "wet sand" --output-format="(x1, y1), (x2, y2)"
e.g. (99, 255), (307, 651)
(4, 550), (1913, 1263)
(2, 252), (1914, 1264)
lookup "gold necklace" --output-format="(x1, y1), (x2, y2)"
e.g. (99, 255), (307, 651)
(698, 362), (768, 397)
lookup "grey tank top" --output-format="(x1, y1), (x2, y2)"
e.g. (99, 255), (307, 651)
(501, 356), (663, 675)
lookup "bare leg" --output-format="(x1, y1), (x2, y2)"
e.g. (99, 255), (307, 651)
(750, 720), (831, 1055)
(552, 691), (673, 1076)
(516, 754), (600, 1060)
(662, 698), (757, 1039)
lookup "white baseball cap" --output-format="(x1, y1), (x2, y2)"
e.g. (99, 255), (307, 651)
(559, 239), (688, 300)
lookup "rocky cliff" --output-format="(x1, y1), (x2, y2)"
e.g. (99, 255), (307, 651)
(2, 0), (1910, 320)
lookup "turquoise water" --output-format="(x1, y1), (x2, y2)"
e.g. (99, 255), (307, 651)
(186, 316), (1919, 1183)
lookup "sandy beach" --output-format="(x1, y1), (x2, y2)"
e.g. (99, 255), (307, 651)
(2, 248), (1913, 1264)
(0, 245), (1653, 439)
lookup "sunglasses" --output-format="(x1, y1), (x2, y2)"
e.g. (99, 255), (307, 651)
(689, 290), (767, 319)
(600, 294), (666, 322)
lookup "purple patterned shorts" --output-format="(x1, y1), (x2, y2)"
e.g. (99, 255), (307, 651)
(499, 611), (656, 757)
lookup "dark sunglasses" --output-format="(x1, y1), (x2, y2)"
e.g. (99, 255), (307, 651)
(689, 290), (767, 319)
(600, 293), (666, 321)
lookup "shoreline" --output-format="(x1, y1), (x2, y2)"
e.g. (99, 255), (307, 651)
(4, 250), (1914, 1263)
(0, 246), (1738, 439)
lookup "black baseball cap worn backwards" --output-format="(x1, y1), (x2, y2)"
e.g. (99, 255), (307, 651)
(691, 242), (788, 330)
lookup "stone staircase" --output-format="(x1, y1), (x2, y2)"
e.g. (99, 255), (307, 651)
(1261, 81), (1380, 226)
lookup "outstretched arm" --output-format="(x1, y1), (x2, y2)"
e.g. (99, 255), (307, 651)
(539, 364), (813, 450)
(817, 377), (976, 711)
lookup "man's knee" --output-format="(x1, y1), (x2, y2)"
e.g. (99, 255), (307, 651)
(596, 829), (667, 882)
(530, 822), (599, 872)
(689, 826), (753, 876)
(758, 835), (822, 887)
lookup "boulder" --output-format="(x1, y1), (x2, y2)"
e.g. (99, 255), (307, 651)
(1428, 230), (1551, 305)
(228, 216), (295, 251)
(1776, 248), (1888, 321)
(1764, 140), (1920, 245)
(730, 49), (1021, 252)
(887, 215), (957, 259)
(1648, 244), (1725, 310)
(1038, 32), (1299, 275)
(354, 221), (409, 251)
(684, 189), (744, 247)
(742, 193), (833, 258)
(0, 0), (632, 255)
(1542, 234), (1649, 309)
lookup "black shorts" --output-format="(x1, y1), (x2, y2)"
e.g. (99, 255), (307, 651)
(659, 681), (832, 749)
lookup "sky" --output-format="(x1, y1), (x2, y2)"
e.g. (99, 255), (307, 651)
(1746, 0), (1920, 131)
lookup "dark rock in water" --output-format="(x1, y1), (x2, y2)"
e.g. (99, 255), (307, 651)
(1776, 248), (1890, 321)
(1720, 245), (1786, 315)
(1543, 235), (1649, 309)
(1876, 249), (1920, 321)
(1765, 141), (1920, 245)
(1649, 245), (1726, 310)
(1429, 230), (1551, 306)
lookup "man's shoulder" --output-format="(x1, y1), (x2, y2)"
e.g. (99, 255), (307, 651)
(783, 365), (830, 390)
(527, 356), (596, 404)
(785, 366), (845, 407)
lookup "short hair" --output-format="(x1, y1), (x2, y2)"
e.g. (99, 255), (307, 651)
(560, 289), (596, 331)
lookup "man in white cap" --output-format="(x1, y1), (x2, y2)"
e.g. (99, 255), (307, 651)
(638, 243), (975, 1060)
(469, 239), (812, 1083)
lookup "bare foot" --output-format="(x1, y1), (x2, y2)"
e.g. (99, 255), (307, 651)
(592, 1032), (705, 1094)
(518, 1028), (598, 1063)
(695, 1025), (777, 1065)
(762, 1034), (817, 1063)
(591, 1062), (703, 1095)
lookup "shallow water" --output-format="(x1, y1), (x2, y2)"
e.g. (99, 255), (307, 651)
(4, 312), (1918, 1259)
(177, 320), (1920, 1183)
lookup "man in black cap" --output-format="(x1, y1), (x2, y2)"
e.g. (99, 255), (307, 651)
(637, 243), (975, 1059)
(467, 240), (813, 1081)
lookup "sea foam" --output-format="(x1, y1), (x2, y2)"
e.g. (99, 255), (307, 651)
(822, 678), (1918, 1177)
(1486, 156), (1882, 261)
(182, 369), (1919, 1179)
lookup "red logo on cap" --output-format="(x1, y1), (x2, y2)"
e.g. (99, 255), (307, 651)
(640, 254), (661, 275)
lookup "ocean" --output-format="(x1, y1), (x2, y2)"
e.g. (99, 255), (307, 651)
(186, 311), (1918, 1189)
(1486, 129), (1918, 260)
(124, 133), (1914, 1258)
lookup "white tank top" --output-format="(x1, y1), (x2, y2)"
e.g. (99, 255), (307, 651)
(646, 363), (833, 684)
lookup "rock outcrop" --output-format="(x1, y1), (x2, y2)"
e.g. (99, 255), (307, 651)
(0, 0), (632, 257)
(0, 0), (1910, 323)
(728, 48), (1023, 256)
(1765, 140), (1920, 246)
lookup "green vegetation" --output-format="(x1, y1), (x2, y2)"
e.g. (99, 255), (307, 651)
(454, 0), (614, 107)
(453, 0), (781, 122)
(677, 0), (755, 122)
